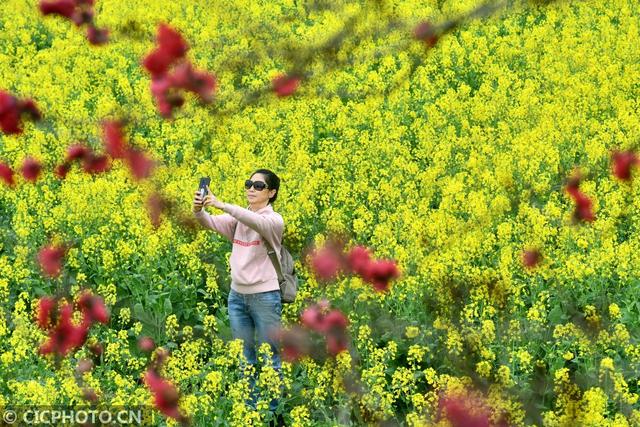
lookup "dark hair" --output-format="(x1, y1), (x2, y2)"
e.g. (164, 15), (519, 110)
(251, 169), (280, 205)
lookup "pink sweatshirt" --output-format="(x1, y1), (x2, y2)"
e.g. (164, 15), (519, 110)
(193, 202), (284, 294)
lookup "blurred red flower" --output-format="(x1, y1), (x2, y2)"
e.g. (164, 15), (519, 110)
(521, 249), (541, 268)
(170, 63), (217, 102)
(54, 162), (72, 179)
(125, 148), (155, 181)
(156, 23), (188, 59)
(299, 302), (349, 357)
(143, 24), (188, 78)
(612, 150), (639, 181)
(346, 245), (372, 276)
(138, 336), (155, 352)
(272, 74), (301, 97)
(87, 25), (109, 45)
(21, 157), (42, 182)
(565, 175), (595, 223)
(38, 303), (89, 357)
(0, 162), (15, 186)
(77, 291), (109, 324)
(39, 0), (76, 19)
(300, 304), (326, 332)
(360, 259), (400, 292)
(438, 394), (492, 427)
(414, 21), (439, 47)
(66, 143), (90, 161)
(37, 245), (66, 277)
(102, 120), (128, 159)
(82, 152), (110, 174)
(40, 0), (107, 46)
(143, 49), (178, 79)
(270, 326), (311, 362)
(144, 369), (187, 423)
(309, 246), (345, 282)
(36, 297), (57, 329)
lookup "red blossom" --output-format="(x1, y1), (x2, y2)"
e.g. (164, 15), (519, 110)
(360, 259), (400, 292)
(150, 77), (184, 118)
(143, 49), (177, 79)
(346, 245), (372, 276)
(125, 148), (155, 181)
(39, 0), (76, 19)
(87, 25), (109, 45)
(572, 192), (595, 222)
(175, 65), (217, 102)
(414, 21), (439, 47)
(0, 91), (41, 135)
(37, 297), (57, 329)
(0, 162), (15, 186)
(270, 326), (311, 362)
(54, 162), (72, 179)
(612, 150), (639, 181)
(299, 302), (349, 357)
(142, 24), (188, 79)
(102, 120), (128, 159)
(37, 245), (66, 277)
(150, 63), (216, 118)
(521, 249), (541, 268)
(437, 394), (492, 427)
(77, 291), (109, 324)
(138, 336), (155, 352)
(66, 143), (90, 161)
(324, 309), (349, 331)
(144, 369), (187, 423)
(82, 152), (110, 174)
(143, 25), (216, 118)
(309, 246), (345, 282)
(21, 157), (42, 182)
(564, 175), (595, 223)
(272, 74), (301, 97)
(300, 304), (326, 332)
(156, 24), (188, 59)
(38, 303), (89, 357)
(326, 331), (349, 356)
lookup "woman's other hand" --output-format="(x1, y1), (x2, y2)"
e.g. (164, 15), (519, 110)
(203, 186), (225, 209)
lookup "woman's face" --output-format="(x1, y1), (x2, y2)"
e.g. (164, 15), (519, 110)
(246, 173), (276, 206)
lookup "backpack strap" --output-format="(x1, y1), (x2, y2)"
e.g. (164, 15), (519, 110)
(262, 237), (284, 284)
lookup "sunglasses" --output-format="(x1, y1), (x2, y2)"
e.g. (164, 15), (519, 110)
(245, 179), (268, 191)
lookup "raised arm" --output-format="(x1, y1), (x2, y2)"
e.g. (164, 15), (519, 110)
(221, 203), (284, 246)
(193, 209), (237, 241)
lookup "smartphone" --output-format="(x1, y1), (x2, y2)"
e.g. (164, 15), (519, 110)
(198, 176), (211, 198)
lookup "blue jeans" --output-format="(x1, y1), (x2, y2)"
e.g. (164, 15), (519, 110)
(228, 288), (284, 412)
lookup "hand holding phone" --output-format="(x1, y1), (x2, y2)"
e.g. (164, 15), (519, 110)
(193, 177), (211, 212)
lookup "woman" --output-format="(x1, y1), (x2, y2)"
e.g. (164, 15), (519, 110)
(192, 168), (285, 422)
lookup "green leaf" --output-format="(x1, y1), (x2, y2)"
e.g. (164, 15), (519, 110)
(164, 298), (173, 314)
(133, 303), (145, 320)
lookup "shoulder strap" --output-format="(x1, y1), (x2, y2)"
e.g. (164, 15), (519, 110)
(262, 236), (284, 283)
